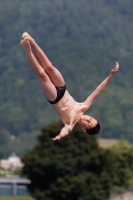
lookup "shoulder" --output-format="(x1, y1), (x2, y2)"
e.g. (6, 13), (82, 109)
(78, 101), (91, 113)
(75, 102), (87, 113)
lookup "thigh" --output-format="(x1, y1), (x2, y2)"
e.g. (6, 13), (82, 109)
(44, 66), (65, 87)
(38, 75), (57, 101)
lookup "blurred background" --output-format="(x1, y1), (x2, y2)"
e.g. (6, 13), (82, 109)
(0, 0), (133, 199)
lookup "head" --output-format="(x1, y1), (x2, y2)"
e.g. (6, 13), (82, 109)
(85, 122), (100, 135)
(79, 115), (100, 135)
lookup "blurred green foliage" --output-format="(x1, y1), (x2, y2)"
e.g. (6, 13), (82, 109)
(0, 0), (133, 156)
(22, 121), (133, 200)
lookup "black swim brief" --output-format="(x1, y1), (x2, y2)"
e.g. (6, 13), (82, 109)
(47, 85), (66, 104)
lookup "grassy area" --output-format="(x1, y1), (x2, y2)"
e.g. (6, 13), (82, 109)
(0, 197), (35, 200)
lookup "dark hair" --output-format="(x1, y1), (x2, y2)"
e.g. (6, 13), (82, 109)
(86, 122), (100, 135)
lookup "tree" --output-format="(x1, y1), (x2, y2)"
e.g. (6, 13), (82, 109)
(109, 140), (133, 189)
(22, 121), (133, 200)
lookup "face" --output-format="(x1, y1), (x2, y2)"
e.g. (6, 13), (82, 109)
(79, 115), (98, 132)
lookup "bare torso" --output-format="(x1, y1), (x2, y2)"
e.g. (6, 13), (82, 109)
(52, 90), (84, 126)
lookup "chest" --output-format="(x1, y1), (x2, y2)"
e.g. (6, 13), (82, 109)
(69, 104), (83, 124)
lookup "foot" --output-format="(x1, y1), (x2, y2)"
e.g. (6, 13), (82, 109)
(20, 38), (31, 52)
(22, 32), (35, 46)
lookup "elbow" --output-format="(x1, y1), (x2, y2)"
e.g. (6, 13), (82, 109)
(97, 87), (103, 94)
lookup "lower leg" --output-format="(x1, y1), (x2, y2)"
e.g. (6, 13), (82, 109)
(22, 32), (53, 69)
(20, 38), (57, 101)
(20, 39), (44, 76)
(22, 32), (65, 87)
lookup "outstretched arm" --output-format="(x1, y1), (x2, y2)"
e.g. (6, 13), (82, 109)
(52, 124), (73, 141)
(82, 62), (119, 112)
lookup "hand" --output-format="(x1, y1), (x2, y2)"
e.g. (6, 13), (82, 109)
(52, 134), (61, 141)
(111, 62), (119, 74)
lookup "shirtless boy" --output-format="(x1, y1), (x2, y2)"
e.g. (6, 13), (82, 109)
(20, 32), (119, 141)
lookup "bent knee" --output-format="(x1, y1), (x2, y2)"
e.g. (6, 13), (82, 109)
(37, 69), (48, 80)
(43, 62), (55, 72)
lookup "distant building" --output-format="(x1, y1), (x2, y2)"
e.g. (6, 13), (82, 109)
(0, 154), (24, 171)
(0, 175), (31, 196)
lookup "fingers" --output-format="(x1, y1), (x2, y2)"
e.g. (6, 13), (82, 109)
(52, 137), (57, 141)
(115, 62), (119, 67)
(114, 62), (119, 71)
(111, 62), (119, 74)
(52, 135), (61, 141)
